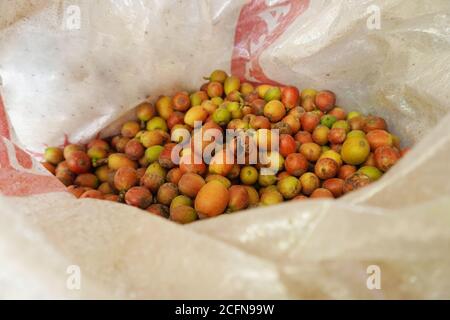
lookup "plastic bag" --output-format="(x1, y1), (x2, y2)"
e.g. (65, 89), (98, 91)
(1, 0), (450, 299)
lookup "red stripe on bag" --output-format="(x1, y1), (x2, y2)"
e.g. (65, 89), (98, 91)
(0, 138), (66, 196)
(0, 94), (11, 139)
(231, 0), (309, 85)
(0, 137), (11, 168)
(0, 93), (66, 196)
(14, 145), (34, 169)
(0, 167), (66, 196)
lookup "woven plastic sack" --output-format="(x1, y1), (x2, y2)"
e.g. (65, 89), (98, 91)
(0, 0), (449, 299)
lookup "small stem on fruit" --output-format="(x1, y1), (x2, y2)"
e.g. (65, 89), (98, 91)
(118, 191), (125, 203)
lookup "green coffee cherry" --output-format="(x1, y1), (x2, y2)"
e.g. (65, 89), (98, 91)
(147, 116), (168, 132)
(145, 145), (164, 163)
(320, 115), (337, 128)
(213, 107), (231, 126)
(224, 76), (241, 95)
(264, 87), (282, 102)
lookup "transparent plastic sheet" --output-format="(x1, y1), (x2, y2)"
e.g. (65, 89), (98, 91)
(1, 0), (450, 299)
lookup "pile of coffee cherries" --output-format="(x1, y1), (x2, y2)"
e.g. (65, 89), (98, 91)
(42, 70), (408, 223)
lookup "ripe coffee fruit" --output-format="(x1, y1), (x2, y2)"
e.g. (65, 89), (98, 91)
(195, 181), (229, 217)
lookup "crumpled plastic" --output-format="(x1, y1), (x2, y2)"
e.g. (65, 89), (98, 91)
(0, 0), (449, 299)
